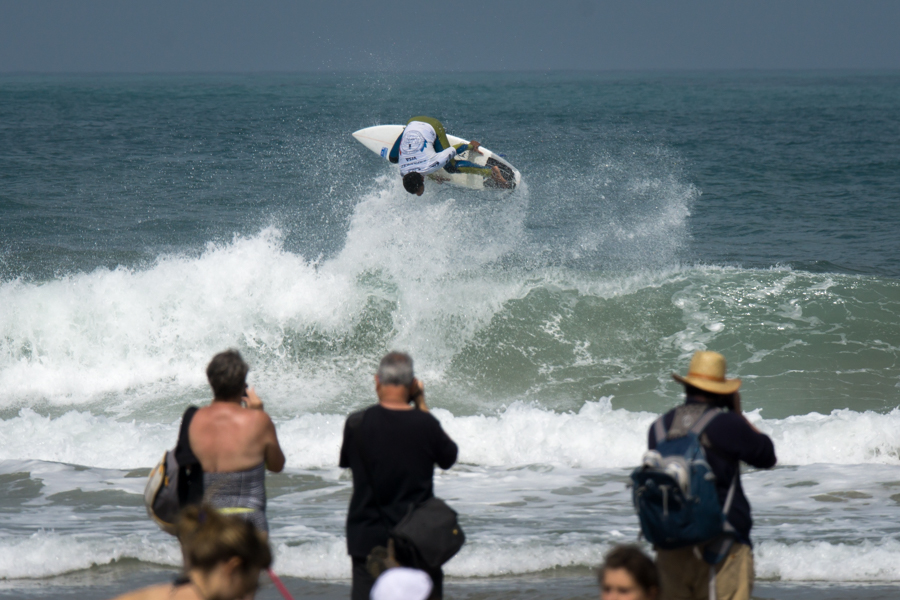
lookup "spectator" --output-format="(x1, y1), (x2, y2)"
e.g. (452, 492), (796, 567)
(649, 351), (776, 600)
(339, 352), (458, 600)
(598, 545), (660, 600)
(190, 350), (286, 533)
(111, 505), (271, 600)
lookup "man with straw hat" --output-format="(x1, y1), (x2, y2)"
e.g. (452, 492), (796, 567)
(649, 351), (776, 600)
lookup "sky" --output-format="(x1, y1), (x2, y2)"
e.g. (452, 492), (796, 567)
(1, 0), (899, 73)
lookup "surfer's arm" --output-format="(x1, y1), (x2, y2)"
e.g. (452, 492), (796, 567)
(420, 146), (459, 174)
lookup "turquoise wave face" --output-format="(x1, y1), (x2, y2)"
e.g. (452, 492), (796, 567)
(2, 224), (897, 420)
(0, 73), (898, 421)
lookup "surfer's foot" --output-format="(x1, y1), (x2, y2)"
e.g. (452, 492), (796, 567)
(491, 165), (511, 188)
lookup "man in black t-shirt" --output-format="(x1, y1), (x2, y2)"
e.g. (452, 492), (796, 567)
(339, 352), (458, 600)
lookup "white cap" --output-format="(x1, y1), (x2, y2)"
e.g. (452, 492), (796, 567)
(370, 567), (433, 600)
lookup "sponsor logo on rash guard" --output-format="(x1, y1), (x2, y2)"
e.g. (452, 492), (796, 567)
(400, 131), (426, 155)
(399, 122), (456, 176)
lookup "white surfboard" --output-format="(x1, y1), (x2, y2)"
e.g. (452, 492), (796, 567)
(352, 124), (521, 191)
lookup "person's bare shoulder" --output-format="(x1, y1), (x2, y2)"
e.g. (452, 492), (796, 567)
(247, 407), (276, 436)
(110, 583), (186, 600)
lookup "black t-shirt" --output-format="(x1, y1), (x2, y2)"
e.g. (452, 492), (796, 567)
(339, 404), (458, 557)
(648, 397), (777, 546)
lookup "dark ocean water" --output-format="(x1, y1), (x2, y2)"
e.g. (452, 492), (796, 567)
(3, 73), (899, 278)
(1, 72), (899, 594)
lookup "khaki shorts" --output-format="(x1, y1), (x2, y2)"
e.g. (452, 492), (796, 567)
(656, 543), (754, 600)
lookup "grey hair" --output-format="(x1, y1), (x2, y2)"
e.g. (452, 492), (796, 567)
(377, 352), (414, 386)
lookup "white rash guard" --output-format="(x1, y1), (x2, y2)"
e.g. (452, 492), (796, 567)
(398, 121), (458, 176)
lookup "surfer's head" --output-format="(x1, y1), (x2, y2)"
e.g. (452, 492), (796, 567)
(402, 172), (425, 196)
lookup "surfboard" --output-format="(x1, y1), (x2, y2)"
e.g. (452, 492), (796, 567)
(352, 124), (521, 191)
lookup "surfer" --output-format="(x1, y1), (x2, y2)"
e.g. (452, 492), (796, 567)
(390, 116), (510, 195)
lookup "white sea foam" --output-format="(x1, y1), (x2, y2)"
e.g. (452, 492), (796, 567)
(0, 531), (178, 579)
(445, 541), (604, 578)
(272, 538), (351, 580)
(2, 401), (899, 470)
(2, 214), (897, 422)
(755, 539), (900, 582)
(270, 536), (605, 580)
(0, 409), (173, 469)
(272, 538), (900, 582)
(0, 228), (360, 409)
(0, 186), (530, 410)
(15, 530), (885, 584)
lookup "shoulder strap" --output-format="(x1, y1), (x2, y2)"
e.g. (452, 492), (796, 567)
(652, 416), (667, 444)
(689, 407), (722, 436)
(348, 408), (393, 530)
(666, 404), (722, 439)
(174, 406), (204, 505)
(174, 406), (200, 466)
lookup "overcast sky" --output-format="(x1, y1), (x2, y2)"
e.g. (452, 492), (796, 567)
(1, 0), (899, 73)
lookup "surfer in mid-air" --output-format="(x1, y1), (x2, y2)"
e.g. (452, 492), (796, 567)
(389, 116), (511, 195)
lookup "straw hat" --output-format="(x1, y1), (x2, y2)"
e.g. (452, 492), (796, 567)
(672, 351), (741, 395)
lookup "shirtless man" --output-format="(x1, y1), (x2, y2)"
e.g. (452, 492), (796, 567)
(189, 350), (285, 533)
(390, 116), (510, 195)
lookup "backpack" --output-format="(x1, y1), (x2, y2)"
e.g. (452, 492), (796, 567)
(144, 406), (204, 535)
(631, 404), (737, 559)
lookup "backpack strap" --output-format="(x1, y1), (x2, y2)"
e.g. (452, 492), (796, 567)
(686, 406), (738, 526)
(652, 416), (667, 444)
(721, 471), (739, 527)
(665, 404), (721, 439)
(689, 407), (722, 436)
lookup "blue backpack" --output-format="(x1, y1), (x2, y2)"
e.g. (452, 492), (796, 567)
(631, 405), (737, 560)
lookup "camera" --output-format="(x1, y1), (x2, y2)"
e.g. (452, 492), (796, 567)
(407, 380), (423, 406)
(711, 392), (737, 411)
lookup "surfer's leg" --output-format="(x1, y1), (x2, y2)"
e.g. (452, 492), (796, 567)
(407, 116), (451, 151)
(445, 160), (492, 177)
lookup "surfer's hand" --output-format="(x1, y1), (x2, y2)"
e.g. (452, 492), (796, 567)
(469, 141), (482, 153)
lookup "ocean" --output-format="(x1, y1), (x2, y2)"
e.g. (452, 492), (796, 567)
(1, 72), (899, 599)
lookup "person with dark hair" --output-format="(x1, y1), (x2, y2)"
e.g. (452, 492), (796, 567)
(111, 505), (272, 600)
(649, 351), (776, 600)
(391, 116), (510, 195)
(598, 545), (660, 600)
(188, 350), (285, 533)
(339, 352), (458, 600)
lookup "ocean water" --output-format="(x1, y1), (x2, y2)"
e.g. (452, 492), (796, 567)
(1, 72), (899, 597)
